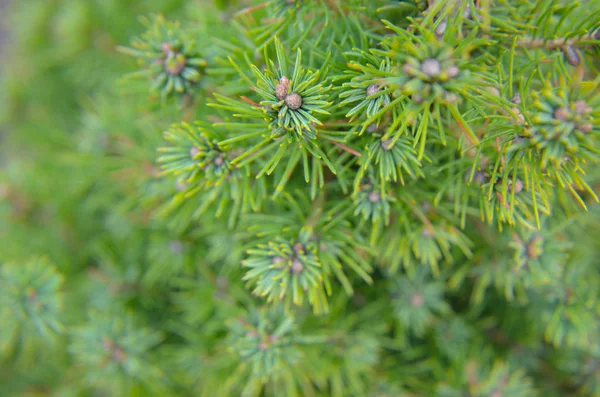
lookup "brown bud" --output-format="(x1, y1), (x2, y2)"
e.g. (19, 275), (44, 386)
(293, 242), (304, 253)
(161, 42), (173, 54)
(190, 146), (201, 158)
(366, 84), (381, 97)
(563, 45), (580, 67)
(421, 58), (441, 78)
(275, 76), (290, 100)
(526, 235), (543, 259)
(285, 93), (303, 110)
(272, 256), (285, 265)
(368, 191), (381, 203)
(446, 65), (460, 78)
(367, 123), (379, 133)
(166, 54), (186, 75)
(553, 107), (571, 121)
(510, 107), (526, 125)
(275, 84), (287, 101)
(574, 100), (591, 115)
(487, 87), (500, 97)
(509, 179), (524, 194)
(410, 293), (424, 308)
(511, 93), (521, 105)
(579, 123), (593, 133)
(291, 258), (304, 274)
(381, 138), (393, 151)
(435, 18), (447, 38)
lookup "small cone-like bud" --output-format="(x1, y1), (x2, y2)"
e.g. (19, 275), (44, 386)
(421, 59), (441, 78)
(553, 107), (570, 121)
(368, 191), (381, 203)
(285, 93), (303, 110)
(563, 45), (580, 67)
(275, 76), (290, 100)
(574, 100), (591, 115)
(446, 65), (460, 78)
(510, 179), (524, 194)
(190, 146), (201, 158)
(366, 84), (380, 97)
(291, 258), (304, 274)
(579, 123), (593, 133)
(410, 293), (424, 308)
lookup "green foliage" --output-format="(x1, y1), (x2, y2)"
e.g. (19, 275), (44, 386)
(241, 192), (374, 313)
(1, 0), (600, 396)
(437, 359), (536, 397)
(210, 37), (337, 194)
(244, 233), (330, 313)
(119, 14), (207, 99)
(121, 15), (206, 97)
(158, 122), (265, 228)
(69, 311), (166, 394)
(0, 258), (64, 358)
(226, 306), (312, 382)
(520, 76), (599, 168)
(390, 267), (450, 336)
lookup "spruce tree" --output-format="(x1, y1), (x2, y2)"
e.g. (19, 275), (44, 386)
(1, 0), (600, 396)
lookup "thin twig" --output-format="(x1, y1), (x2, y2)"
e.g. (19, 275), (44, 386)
(240, 96), (261, 107)
(234, 2), (268, 17)
(325, 138), (362, 157)
(515, 32), (598, 49)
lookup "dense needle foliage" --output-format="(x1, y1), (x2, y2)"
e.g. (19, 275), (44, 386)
(1, 0), (600, 396)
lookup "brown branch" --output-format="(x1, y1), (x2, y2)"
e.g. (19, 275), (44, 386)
(234, 2), (268, 17)
(515, 32), (598, 49)
(240, 96), (261, 107)
(325, 138), (362, 157)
